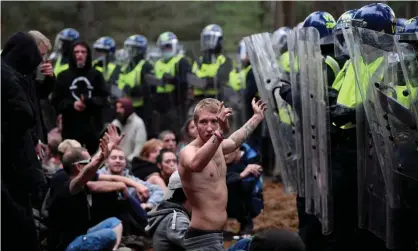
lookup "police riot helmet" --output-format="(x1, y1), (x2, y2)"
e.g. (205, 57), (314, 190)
(93, 36), (116, 54)
(200, 24), (223, 53)
(157, 31), (179, 60)
(54, 28), (80, 54)
(334, 9), (358, 32)
(123, 35), (148, 58)
(352, 3), (396, 34)
(303, 11), (337, 39)
(272, 27), (292, 54)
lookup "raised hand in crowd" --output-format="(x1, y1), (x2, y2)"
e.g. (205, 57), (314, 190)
(103, 124), (125, 151)
(94, 134), (112, 164)
(216, 101), (233, 134)
(251, 98), (267, 119)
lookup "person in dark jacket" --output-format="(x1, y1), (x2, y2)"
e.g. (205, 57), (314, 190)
(51, 41), (109, 155)
(1, 31), (56, 160)
(225, 143), (264, 236)
(1, 57), (46, 251)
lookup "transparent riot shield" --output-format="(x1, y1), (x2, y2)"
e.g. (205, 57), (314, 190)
(343, 26), (403, 248)
(287, 29), (305, 197)
(287, 29), (315, 212)
(393, 41), (418, 181)
(244, 33), (301, 194)
(296, 27), (333, 234)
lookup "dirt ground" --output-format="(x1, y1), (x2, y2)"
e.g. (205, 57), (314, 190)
(223, 178), (298, 248)
(146, 178), (298, 250)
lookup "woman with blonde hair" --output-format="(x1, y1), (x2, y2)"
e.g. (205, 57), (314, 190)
(131, 139), (167, 190)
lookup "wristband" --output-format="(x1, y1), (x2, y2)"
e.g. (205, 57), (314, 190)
(214, 130), (225, 142)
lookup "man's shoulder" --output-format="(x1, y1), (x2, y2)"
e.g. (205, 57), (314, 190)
(180, 142), (198, 155)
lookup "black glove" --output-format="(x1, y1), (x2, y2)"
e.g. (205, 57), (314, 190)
(162, 73), (174, 83)
(329, 104), (356, 127)
(328, 87), (339, 106)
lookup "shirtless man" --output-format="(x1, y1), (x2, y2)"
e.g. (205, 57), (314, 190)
(179, 98), (266, 250)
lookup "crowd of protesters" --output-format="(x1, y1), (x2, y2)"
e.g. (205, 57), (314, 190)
(1, 30), (305, 251)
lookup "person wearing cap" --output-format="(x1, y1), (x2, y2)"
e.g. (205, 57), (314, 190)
(112, 97), (147, 162)
(145, 171), (191, 251)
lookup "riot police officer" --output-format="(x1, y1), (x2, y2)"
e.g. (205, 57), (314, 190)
(190, 24), (233, 105)
(51, 28), (80, 77)
(92, 36), (123, 123)
(93, 36), (121, 85)
(153, 31), (190, 134)
(117, 35), (155, 137)
(333, 3), (402, 250)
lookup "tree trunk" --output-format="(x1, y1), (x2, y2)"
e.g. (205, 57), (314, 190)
(282, 1), (294, 27)
(80, 1), (96, 42)
(274, 1), (284, 29)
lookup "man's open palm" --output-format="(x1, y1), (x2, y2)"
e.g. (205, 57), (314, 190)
(104, 124), (125, 151)
(252, 98), (267, 118)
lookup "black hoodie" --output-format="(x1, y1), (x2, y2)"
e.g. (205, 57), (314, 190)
(1, 32), (42, 76)
(1, 32), (55, 144)
(1, 33), (47, 193)
(51, 41), (109, 154)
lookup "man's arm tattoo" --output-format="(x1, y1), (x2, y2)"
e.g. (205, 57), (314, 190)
(230, 121), (256, 147)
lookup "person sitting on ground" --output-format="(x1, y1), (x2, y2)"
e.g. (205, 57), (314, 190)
(58, 139), (82, 156)
(224, 143), (264, 236)
(228, 228), (306, 251)
(98, 147), (164, 211)
(112, 97), (147, 162)
(156, 149), (179, 185)
(146, 170), (191, 251)
(158, 130), (177, 152)
(176, 118), (198, 153)
(131, 139), (167, 189)
(47, 137), (126, 251)
(48, 139), (83, 189)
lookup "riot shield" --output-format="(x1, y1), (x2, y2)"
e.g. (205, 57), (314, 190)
(287, 29), (305, 197)
(295, 27), (333, 234)
(244, 33), (301, 194)
(287, 29), (315, 211)
(342, 26), (406, 248)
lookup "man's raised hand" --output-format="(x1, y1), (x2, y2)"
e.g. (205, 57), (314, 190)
(216, 101), (233, 134)
(103, 124), (125, 152)
(251, 98), (267, 119)
(99, 137), (111, 160)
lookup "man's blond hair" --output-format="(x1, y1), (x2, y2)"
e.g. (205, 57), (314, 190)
(28, 30), (52, 51)
(58, 139), (82, 155)
(193, 98), (221, 123)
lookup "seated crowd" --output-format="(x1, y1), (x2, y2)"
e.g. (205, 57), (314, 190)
(37, 97), (302, 251)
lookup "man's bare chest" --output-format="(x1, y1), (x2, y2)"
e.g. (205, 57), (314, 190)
(208, 150), (226, 177)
